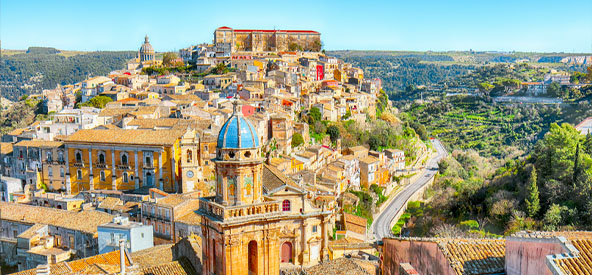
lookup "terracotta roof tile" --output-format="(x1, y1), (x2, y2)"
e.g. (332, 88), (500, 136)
(0, 142), (13, 154)
(14, 139), (63, 148)
(131, 244), (175, 268)
(0, 202), (113, 234)
(437, 239), (505, 275)
(554, 239), (592, 275)
(139, 259), (198, 275)
(11, 250), (130, 275)
(64, 129), (184, 146)
(262, 164), (299, 193)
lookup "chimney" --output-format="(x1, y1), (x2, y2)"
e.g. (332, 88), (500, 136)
(119, 239), (126, 274)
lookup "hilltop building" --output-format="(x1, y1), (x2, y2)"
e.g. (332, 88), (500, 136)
(214, 26), (321, 55)
(139, 35), (155, 62)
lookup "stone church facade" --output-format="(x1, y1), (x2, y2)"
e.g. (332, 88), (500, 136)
(199, 100), (333, 275)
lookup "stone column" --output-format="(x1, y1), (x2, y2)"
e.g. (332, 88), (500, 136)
(134, 151), (139, 189)
(111, 150), (116, 190)
(65, 147), (71, 194)
(321, 219), (329, 262)
(159, 150), (163, 190)
(301, 220), (309, 265)
(88, 148), (94, 190)
(236, 169), (242, 205)
(172, 148), (177, 192)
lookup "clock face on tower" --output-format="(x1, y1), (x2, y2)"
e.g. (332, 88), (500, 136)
(186, 171), (194, 178)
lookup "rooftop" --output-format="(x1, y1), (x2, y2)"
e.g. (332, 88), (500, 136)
(14, 139), (63, 148)
(0, 202), (113, 234)
(64, 128), (185, 146)
(438, 238), (505, 275)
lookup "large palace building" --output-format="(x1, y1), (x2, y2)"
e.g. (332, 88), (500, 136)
(62, 128), (199, 194)
(214, 26), (321, 54)
(199, 100), (333, 275)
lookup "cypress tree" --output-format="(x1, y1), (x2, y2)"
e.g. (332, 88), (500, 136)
(573, 142), (581, 186)
(525, 166), (540, 217)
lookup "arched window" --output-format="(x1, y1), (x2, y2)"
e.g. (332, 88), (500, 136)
(77, 169), (82, 180)
(58, 151), (64, 162)
(100, 170), (105, 181)
(121, 154), (128, 166)
(187, 150), (192, 163)
(98, 152), (105, 164)
(46, 152), (52, 162)
(282, 200), (291, 212)
(75, 152), (82, 163)
(123, 172), (129, 183)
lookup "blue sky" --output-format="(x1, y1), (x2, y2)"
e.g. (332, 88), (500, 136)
(1, 0), (591, 52)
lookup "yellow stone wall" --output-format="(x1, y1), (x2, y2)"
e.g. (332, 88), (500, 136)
(66, 142), (180, 194)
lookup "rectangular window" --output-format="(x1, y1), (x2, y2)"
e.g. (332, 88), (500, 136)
(60, 168), (64, 177)
(165, 209), (170, 219)
(312, 225), (318, 233)
(48, 168), (53, 177)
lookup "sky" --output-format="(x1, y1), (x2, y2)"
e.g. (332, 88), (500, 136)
(1, 0), (591, 53)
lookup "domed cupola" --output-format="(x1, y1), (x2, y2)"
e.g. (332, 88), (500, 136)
(139, 35), (155, 62)
(216, 100), (260, 150)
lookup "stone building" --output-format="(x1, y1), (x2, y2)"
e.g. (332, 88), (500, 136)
(214, 26), (321, 54)
(62, 128), (198, 195)
(199, 100), (333, 275)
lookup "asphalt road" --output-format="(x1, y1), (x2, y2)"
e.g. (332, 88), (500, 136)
(372, 139), (448, 240)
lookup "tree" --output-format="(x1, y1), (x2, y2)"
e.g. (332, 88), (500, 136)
(288, 42), (302, 51)
(586, 66), (592, 82)
(79, 96), (112, 109)
(215, 63), (227, 74)
(342, 110), (352, 120)
(543, 204), (565, 230)
(573, 142), (581, 186)
(291, 133), (304, 148)
(478, 82), (494, 95)
(584, 132), (592, 155)
(546, 82), (561, 97)
(327, 125), (341, 143)
(525, 166), (540, 217)
(162, 52), (178, 67)
(309, 107), (321, 123)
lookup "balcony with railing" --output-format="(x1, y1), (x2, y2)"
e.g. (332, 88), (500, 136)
(73, 162), (85, 168)
(199, 197), (282, 221)
(95, 162), (109, 169)
(116, 163), (131, 170)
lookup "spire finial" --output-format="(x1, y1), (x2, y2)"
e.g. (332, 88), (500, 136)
(145, 35), (149, 43)
(232, 95), (242, 115)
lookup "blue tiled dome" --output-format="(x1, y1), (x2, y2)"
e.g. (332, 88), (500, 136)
(217, 115), (260, 149)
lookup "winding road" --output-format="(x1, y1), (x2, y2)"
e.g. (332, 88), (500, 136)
(372, 139), (448, 240)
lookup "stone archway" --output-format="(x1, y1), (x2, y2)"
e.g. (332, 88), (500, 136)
(281, 242), (292, 263)
(248, 240), (258, 275)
